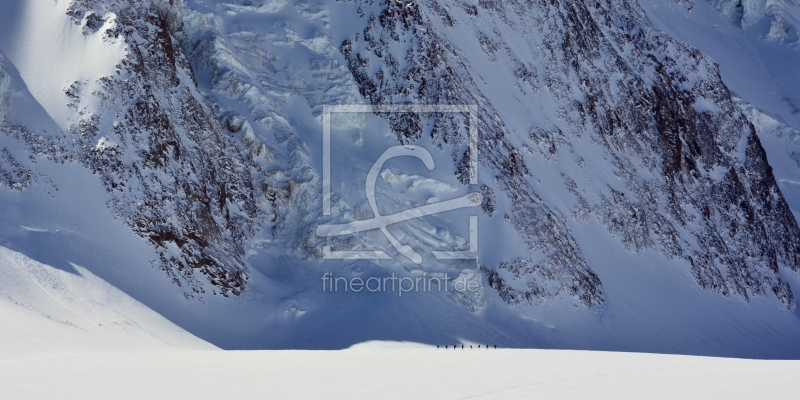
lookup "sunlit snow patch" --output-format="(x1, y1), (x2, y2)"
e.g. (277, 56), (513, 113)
(0, 0), (126, 130)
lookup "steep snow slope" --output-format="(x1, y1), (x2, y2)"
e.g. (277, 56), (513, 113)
(2, 0), (800, 358)
(0, 0), (126, 130)
(641, 0), (800, 131)
(0, 246), (213, 359)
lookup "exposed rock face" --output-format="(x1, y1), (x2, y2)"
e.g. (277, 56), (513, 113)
(342, 0), (800, 309)
(0, 60), (25, 190)
(341, 4), (607, 308)
(0, 57), (9, 122)
(0, 147), (32, 191)
(7, 0), (264, 297)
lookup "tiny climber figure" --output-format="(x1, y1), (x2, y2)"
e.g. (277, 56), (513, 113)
(461, 344), (464, 349)
(494, 345), (497, 349)
(445, 345), (448, 349)
(470, 345), (473, 349)
(437, 345), (439, 349)
(478, 345), (480, 349)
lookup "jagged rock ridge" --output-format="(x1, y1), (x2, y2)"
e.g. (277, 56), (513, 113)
(3, 0), (267, 297)
(341, 0), (800, 309)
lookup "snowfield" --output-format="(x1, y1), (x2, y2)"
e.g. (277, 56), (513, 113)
(1, 244), (798, 399)
(0, 242), (800, 399)
(3, 346), (800, 399)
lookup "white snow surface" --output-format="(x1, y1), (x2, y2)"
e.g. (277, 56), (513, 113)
(0, 243), (796, 398)
(0, 0), (126, 131)
(641, 0), (800, 131)
(2, 345), (800, 399)
(0, 245), (213, 359)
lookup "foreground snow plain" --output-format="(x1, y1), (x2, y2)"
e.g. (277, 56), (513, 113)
(3, 346), (800, 399)
(2, 245), (798, 399)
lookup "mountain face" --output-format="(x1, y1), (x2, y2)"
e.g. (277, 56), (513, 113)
(2, 0), (800, 355)
(3, 0), (264, 298)
(342, 0), (800, 309)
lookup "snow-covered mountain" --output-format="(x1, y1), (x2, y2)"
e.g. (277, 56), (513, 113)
(2, 0), (800, 358)
(705, 0), (800, 39)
